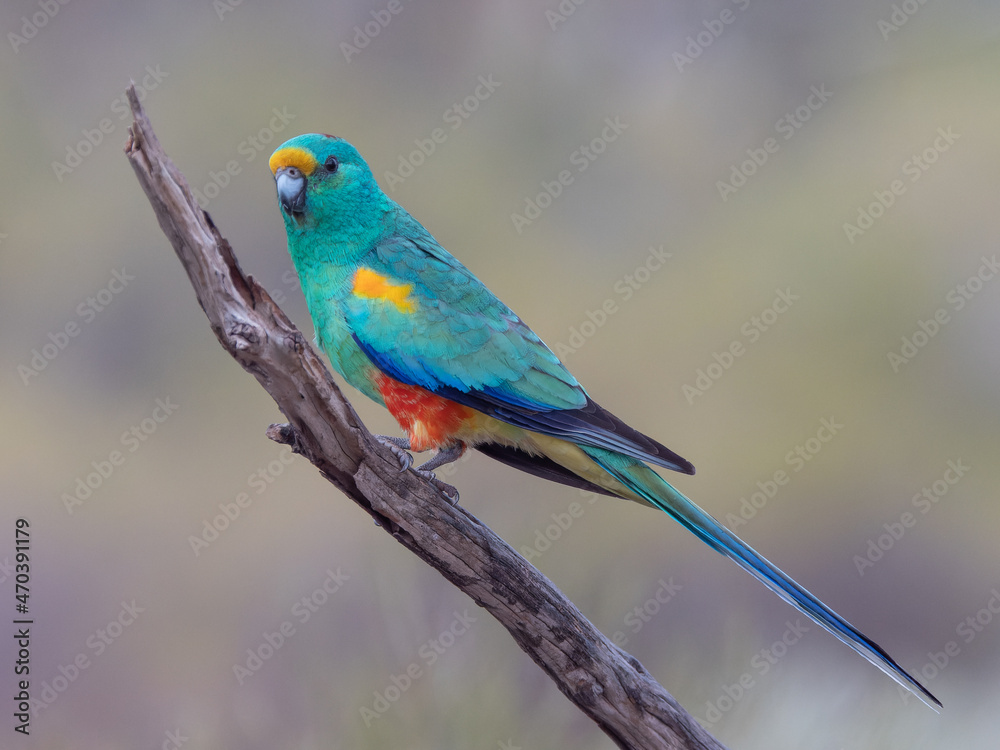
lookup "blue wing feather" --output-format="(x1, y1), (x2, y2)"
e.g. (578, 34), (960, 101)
(346, 225), (696, 475)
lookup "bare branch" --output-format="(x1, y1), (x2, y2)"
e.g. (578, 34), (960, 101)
(123, 85), (727, 750)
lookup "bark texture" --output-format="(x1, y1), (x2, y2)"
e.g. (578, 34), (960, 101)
(123, 85), (727, 750)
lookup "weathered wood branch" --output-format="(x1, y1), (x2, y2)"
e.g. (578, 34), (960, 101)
(123, 85), (726, 750)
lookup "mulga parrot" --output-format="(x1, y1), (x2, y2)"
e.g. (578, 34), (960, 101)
(269, 133), (939, 709)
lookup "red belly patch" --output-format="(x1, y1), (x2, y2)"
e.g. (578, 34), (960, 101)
(375, 373), (473, 452)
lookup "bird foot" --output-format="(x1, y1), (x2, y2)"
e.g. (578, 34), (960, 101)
(414, 469), (460, 505)
(373, 436), (462, 504)
(415, 442), (467, 473)
(374, 434), (413, 471)
(414, 443), (465, 505)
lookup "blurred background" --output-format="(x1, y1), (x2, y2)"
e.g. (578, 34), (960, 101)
(2, 1), (999, 748)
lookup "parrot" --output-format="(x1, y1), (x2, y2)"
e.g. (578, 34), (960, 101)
(268, 133), (940, 709)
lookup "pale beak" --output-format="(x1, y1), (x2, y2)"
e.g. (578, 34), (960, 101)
(275, 166), (306, 215)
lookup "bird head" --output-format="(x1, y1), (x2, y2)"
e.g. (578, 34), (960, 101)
(269, 134), (389, 239)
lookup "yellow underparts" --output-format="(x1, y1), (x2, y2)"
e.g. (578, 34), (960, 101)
(352, 268), (416, 313)
(454, 412), (648, 506)
(525, 432), (647, 505)
(269, 146), (318, 176)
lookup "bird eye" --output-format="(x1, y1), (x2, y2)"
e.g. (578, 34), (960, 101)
(324, 156), (339, 173)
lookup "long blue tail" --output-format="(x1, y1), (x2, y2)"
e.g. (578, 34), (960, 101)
(583, 445), (941, 709)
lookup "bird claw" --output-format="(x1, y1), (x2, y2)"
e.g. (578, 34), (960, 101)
(415, 443), (465, 504)
(374, 436), (461, 504)
(415, 469), (460, 505)
(374, 434), (413, 472)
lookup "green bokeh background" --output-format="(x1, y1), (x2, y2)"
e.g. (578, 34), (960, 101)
(2, 1), (998, 748)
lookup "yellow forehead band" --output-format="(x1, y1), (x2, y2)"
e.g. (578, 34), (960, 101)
(269, 147), (318, 176)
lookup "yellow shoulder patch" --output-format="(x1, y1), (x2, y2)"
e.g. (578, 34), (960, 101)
(352, 268), (416, 313)
(269, 146), (318, 176)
